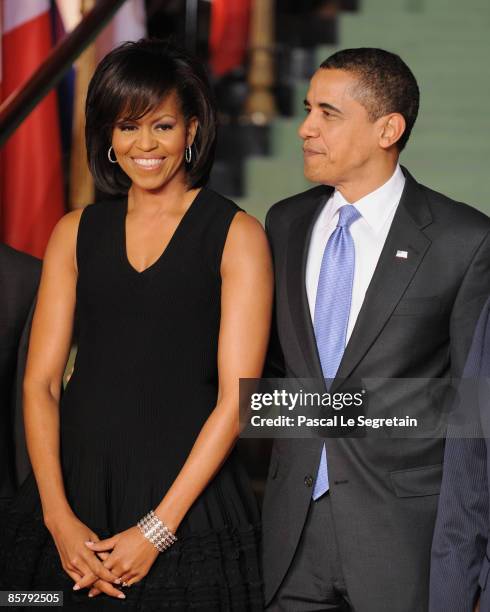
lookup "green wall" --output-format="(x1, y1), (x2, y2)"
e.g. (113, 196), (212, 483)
(238, 0), (490, 221)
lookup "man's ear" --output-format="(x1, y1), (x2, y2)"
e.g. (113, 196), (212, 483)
(187, 117), (199, 147)
(378, 113), (406, 149)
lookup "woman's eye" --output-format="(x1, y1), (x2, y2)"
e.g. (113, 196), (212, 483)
(156, 124), (173, 131)
(119, 124), (136, 132)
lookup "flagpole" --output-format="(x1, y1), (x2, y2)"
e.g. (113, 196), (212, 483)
(69, 0), (96, 210)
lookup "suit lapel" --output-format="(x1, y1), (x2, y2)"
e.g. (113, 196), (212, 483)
(287, 188), (332, 379)
(334, 170), (433, 385)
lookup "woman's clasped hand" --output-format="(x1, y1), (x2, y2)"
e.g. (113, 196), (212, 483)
(84, 526), (160, 597)
(47, 514), (124, 598)
(48, 514), (158, 599)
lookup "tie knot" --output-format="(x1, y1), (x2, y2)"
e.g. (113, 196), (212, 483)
(337, 204), (361, 228)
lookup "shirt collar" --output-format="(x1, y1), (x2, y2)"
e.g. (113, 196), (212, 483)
(323, 164), (406, 233)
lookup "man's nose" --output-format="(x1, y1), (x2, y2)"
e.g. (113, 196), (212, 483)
(298, 113), (319, 140)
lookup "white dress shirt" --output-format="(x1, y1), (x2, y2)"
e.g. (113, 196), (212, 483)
(306, 164), (406, 344)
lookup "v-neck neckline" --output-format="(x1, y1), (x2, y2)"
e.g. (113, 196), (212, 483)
(121, 187), (205, 276)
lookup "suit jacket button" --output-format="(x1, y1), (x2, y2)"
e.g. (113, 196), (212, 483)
(304, 475), (314, 487)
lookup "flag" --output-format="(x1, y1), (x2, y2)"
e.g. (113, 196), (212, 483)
(0, 0), (65, 258)
(210, 0), (251, 77)
(96, 0), (146, 61)
(55, 0), (147, 209)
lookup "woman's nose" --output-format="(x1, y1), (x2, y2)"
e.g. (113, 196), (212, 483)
(136, 126), (157, 151)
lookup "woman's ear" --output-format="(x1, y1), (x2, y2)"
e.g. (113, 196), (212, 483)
(187, 117), (199, 147)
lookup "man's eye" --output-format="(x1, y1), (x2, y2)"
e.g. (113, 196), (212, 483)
(304, 108), (311, 114)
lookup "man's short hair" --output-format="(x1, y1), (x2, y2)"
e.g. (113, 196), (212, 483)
(320, 48), (419, 151)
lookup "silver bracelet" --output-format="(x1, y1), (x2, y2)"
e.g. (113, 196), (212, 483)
(137, 510), (178, 553)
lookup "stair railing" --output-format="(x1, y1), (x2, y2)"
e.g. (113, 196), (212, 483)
(0, 0), (128, 148)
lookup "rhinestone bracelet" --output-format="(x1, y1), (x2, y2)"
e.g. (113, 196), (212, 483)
(137, 510), (178, 553)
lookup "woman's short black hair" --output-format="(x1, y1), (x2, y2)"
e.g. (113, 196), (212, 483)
(85, 38), (217, 195)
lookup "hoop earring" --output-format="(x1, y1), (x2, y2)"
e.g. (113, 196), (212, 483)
(107, 146), (118, 164)
(185, 145), (192, 164)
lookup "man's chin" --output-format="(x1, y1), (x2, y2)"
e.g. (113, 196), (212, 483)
(304, 166), (332, 185)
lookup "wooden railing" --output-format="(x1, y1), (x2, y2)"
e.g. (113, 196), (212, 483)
(0, 0), (281, 142)
(0, 0), (127, 147)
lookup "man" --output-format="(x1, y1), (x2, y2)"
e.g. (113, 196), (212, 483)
(430, 296), (490, 612)
(262, 48), (490, 611)
(0, 242), (41, 516)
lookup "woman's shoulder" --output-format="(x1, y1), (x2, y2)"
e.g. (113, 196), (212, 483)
(54, 199), (124, 229)
(201, 187), (242, 215)
(75, 200), (127, 243)
(202, 188), (265, 238)
(46, 201), (125, 262)
(43, 209), (85, 267)
(48, 208), (84, 245)
(79, 199), (125, 221)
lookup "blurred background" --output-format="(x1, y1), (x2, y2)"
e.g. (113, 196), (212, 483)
(1, 0), (489, 497)
(1, 0), (489, 260)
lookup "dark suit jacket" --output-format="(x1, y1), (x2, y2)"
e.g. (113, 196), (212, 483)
(430, 297), (490, 612)
(262, 168), (490, 612)
(0, 243), (41, 503)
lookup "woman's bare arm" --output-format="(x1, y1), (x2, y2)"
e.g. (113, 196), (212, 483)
(154, 211), (273, 530)
(23, 210), (81, 524)
(23, 209), (122, 595)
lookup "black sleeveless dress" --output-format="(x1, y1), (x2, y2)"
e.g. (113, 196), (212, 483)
(0, 188), (263, 610)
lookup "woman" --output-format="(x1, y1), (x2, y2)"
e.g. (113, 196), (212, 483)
(0, 39), (272, 610)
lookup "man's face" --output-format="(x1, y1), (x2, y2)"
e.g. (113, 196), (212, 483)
(299, 68), (381, 187)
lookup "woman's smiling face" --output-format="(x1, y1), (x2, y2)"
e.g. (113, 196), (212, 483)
(111, 90), (197, 192)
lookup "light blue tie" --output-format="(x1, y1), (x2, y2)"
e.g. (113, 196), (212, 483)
(312, 203), (361, 500)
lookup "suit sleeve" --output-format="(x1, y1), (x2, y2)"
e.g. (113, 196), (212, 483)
(430, 297), (490, 612)
(262, 209), (285, 379)
(449, 230), (490, 375)
(430, 436), (488, 611)
(13, 300), (36, 488)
